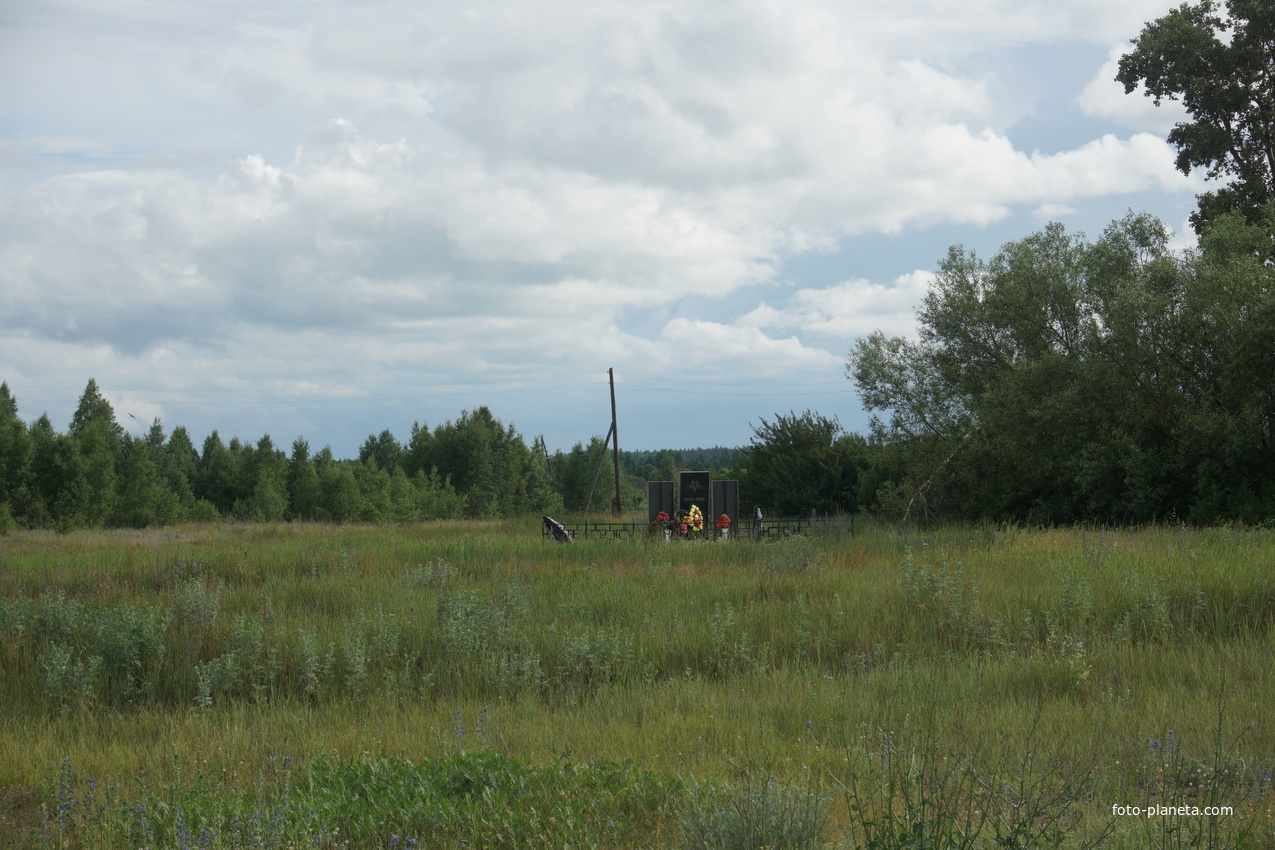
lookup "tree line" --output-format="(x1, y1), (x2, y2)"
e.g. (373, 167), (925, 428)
(0, 380), (756, 530)
(848, 207), (1275, 523)
(0, 385), (571, 530)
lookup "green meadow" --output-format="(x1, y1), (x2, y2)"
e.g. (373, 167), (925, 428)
(0, 519), (1272, 848)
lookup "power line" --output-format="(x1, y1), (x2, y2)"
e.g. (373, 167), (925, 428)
(12, 370), (853, 407)
(10, 371), (602, 395)
(15, 382), (606, 407)
(618, 382), (853, 397)
(621, 372), (847, 387)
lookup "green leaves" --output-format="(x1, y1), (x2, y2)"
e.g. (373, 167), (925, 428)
(419, 407), (561, 519)
(1117, 0), (1275, 232)
(739, 410), (866, 515)
(847, 209), (1275, 522)
(0, 385), (559, 527)
(850, 332), (969, 442)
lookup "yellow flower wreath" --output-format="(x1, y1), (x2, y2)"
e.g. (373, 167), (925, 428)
(687, 504), (703, 532)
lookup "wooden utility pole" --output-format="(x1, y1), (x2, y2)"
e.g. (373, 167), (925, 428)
(609, 367), (621, 517)
(583, 422), (615, 515)
(536, 435), (554, 480)
(582, 368), (623, 517)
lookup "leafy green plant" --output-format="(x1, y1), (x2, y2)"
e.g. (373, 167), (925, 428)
(1057, 565), (1094, 630)
(402, 558), (458, 589)
(554, 624), (637, 693)
(1020, 622), (1091, 697)
(40, 643), (100, 714)
(172, 576), (221, 636)
(899, 549), (983, 646)
(92, 601), (168, 704)
(1118, 570), (1172, 642)
(679, 773), (829, 850)
(1124, 696), (1262, 850)
(839, 717), (1111, 850)
(34, 752), (682, 849)
(841, 728), (986, 850)
(437, 587), (542, 697)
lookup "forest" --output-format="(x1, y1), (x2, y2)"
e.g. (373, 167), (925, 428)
(0, 380), (761, 530)
(847, 207), (1275, 524)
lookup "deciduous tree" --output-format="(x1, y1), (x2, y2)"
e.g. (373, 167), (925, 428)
(1118, 0), (1275, 232)
(359, 429), (404, 472)
(847, 210), (1275, 522)
(738, 410), (865, 515)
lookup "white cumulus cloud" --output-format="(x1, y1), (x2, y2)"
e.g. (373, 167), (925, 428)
(1077, 44), (1191, 135)
(0, 0), (1207, 450)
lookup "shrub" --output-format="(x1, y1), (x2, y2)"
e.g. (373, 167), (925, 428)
(679, 774), (829, 850)
(40, 643), (100, 714)
(898, 549), (983, 645)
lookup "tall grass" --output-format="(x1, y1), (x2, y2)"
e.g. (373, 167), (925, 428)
(0, 520), (1272, 847)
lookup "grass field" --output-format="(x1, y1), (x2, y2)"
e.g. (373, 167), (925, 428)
(0, 518), (1272, 848)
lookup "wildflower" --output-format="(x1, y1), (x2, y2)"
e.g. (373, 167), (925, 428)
(54, 757), (77, 830)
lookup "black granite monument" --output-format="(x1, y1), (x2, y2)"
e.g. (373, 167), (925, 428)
(647, 481), (675, 523)
(711, 479), (739, 531)
(679, 471), (711, 517)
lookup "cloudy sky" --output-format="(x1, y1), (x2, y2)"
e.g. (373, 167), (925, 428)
(0, 0), (1203, 456)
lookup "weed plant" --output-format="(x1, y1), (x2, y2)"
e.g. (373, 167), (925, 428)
(679, 772), (830, 850)
(0, 520), (1273, 847)
(36, 750), (682, 848)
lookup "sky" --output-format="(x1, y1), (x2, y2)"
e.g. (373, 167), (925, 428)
(0, 0), (1206, 457)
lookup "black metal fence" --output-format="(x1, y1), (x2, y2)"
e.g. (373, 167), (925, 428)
(541, 518), (813, 542)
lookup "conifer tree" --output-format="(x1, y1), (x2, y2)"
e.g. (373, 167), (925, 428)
(113, 433), (161, 527)
(287, 437), (321, 520)
(0, 383), (31, 525)
(64, 379), (122, 526)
